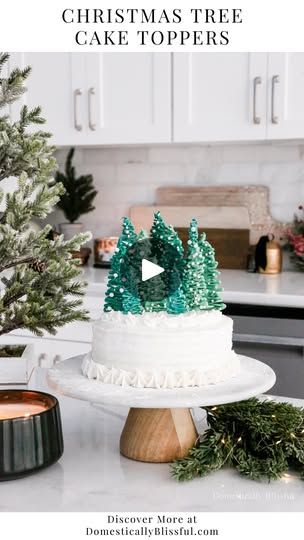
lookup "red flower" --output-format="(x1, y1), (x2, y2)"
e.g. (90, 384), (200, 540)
(288, 231), (304, 253)
(295, 242), (304, 255)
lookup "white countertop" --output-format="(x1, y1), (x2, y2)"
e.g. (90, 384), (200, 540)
(1, 370), (303, 512)
(83, 267), (304, 309)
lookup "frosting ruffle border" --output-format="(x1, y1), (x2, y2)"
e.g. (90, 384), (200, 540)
(81, 353), (240, 389)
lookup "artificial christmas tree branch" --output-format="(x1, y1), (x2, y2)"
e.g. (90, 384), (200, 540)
(0, 256), (35, 272)
(2, 290), (26, 308)
(0, 53), (90, 336)
(0, 319), (25, 337)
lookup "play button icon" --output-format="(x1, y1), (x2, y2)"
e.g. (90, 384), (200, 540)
(120, 237), (183, 303)
(142, 259), (164, 282)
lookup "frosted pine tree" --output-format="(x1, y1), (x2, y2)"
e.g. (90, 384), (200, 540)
(0, 53), (90, 337)
(199, 233), (226, 311)
(183, 219), (208, 310)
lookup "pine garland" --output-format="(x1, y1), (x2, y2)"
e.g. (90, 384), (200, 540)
(171, 398), (304, 482)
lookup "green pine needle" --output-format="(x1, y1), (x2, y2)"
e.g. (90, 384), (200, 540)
(0, 52), (90, 337)
(54, 147), (97, 223)
(171, 398), (304, 483)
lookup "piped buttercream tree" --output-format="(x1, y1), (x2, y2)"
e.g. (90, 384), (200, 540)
(199, 233), (226, 311)
(104, 217), (137, 312)
(167, 286), (187, 314)
(143, 256), (167, 312)
(183, 219), (208, 311)
(151, 211), (184, 274)
(122, 268), (143, 314)
(151, 211), (184, 310)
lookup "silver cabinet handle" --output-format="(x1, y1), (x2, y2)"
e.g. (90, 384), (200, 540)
(88, 87), (96, 131)
(253, 76), (262, 124)
(271, 75), (279, 124)
(74, 89), (82, 131)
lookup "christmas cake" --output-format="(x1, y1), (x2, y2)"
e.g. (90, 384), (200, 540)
(82, 212), (240, 388)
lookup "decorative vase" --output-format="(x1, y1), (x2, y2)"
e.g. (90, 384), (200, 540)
(0, 343), (37, 386)
(59, 222), (83, 241)
(255, 234), (282, 274)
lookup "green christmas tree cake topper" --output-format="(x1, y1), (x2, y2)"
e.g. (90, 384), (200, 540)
(103, 213), (225, 315)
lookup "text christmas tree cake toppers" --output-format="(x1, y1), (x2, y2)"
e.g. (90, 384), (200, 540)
(104, 212), (225, 315)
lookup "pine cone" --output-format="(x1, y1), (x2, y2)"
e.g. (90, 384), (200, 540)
(29, 258), (47, 273)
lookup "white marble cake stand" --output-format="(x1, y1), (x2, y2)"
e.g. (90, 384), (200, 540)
(47, 354), (276, 463)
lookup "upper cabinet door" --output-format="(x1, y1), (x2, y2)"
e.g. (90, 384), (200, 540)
(8, 53), (171, 146)
(85, 53), (171, 145)
(9, 53), (85, 147)
(267, 53), (304, 139)
(173, 53), (268, 143)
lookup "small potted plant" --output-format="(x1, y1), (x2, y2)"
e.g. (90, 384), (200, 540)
(287, 205), (304, 271)
(0, 344), (36, 386)
(55, 147), (97, 240)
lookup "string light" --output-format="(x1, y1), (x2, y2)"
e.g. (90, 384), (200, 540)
(281, 473), (293, 484)
(172, 398), (304, 482)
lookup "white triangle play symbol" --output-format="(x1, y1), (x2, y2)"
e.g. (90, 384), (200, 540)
(141, 259), (164, 282)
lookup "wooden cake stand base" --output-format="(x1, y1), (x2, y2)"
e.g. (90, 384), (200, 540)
(120, 407), (198, 463)
(47, 355), (276, 464)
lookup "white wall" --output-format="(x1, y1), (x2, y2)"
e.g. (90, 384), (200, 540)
(53, 143), (304, 238)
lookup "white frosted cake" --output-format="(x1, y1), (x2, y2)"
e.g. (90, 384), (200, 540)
(82, 212), (240, 389)
(82, 310), (239, 388)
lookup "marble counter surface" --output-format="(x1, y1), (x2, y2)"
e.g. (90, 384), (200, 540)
(83, 267), (304, 309)
(0, 370), (303, 512)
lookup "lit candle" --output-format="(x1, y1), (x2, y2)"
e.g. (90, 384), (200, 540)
(0, 390), (63, 480)
(0, 401), (47, 420)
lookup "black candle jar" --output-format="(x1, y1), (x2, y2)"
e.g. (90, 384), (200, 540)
(0, 390), (64, 480)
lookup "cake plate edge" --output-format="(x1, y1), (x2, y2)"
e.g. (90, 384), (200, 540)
(47, 354), (276, 408)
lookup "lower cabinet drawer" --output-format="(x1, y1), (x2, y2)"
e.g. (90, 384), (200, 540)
(234, 341), (304, 400)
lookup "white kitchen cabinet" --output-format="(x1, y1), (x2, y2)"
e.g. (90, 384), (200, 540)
(266, 53), (304, 139)
(9, 53), (78, 146)
(174, 52), (304, 143)
(85, 53), (171, 144)
(9, 52), (171, 146)
(10, 52), (304, 145)
(173, 53), (268, 143)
